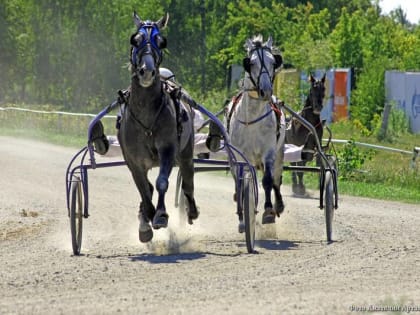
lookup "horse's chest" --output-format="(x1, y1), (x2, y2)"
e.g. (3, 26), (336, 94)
(230, 119), (277, 164)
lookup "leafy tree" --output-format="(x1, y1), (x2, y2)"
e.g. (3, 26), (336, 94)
(329, 8), (363, 69)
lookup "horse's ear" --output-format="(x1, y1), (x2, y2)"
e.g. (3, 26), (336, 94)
(309, 73), (315, 83)
(274, 54), (282, 69)
(133, 11), (142, 29)
(243, 57), (251, 73)
(321, 73), (326, 83)
(157, 13), (169, 30)
(245, 38), (253, 52)
(265, 36), (273, 49)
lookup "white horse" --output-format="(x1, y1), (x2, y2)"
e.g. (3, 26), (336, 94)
(226, 35), (285, 227)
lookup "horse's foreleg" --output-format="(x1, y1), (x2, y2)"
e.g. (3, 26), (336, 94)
(261, 151), (276, 224)
(128, 166), (155, 243)
(153, 146), (175, 229)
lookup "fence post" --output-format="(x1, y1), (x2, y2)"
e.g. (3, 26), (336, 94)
(378, 103), (392, 140)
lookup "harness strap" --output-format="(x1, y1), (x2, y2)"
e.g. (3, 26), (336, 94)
(226, 91), (243, 134)
(127, 93), (165, 137)
(237, 109), (272, 126)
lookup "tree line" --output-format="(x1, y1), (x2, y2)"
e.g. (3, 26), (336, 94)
(1, 0), (419, 129)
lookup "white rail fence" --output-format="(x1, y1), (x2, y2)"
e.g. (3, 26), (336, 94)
(0, 106), (117, 138)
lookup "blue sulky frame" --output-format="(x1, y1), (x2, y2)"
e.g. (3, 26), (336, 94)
(65, 97), (259, 254)
(65, 96), (339, 254)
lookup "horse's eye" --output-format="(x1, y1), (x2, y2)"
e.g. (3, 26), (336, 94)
(155, 35), (167, 49)
(136, 33), (144, 44)
(130, 33), (144, 47)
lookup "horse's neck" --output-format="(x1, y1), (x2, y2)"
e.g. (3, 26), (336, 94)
(302, 97), (320, 124)
(129, 79), (164, 116)
(242, 74), (255, 90)
(236, 76), (270, 116)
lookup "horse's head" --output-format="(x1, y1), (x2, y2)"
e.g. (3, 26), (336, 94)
(130, 12), (168, 87)
(308, 73), (326, 115)
(243, 35), (282, 100)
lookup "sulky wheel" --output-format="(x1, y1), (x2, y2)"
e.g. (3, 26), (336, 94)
(242, 172), (257, 253)
(324, 170), (334, 243)
(70, 177), (84, 255)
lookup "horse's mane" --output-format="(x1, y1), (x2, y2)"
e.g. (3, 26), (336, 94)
(251, 34), (263, 47)
(244, 34), (280, 54)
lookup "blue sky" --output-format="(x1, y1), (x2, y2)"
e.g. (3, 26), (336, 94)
(379, 0), (420, 23)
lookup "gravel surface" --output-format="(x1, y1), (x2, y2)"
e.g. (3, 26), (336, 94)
(1, 136), (419, 315)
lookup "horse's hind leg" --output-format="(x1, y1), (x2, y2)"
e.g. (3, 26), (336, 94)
(296, 161), (306, 195)
(273, 144), (285, 217)
(291, 163), (299, 193)
(273, 175), (285, 216)
(178, 154), (199, 225)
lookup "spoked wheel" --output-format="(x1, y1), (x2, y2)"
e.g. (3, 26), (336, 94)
(70, 177), (84, 255)
(324, 170), (334, 243)
(242, 172), (257, 253)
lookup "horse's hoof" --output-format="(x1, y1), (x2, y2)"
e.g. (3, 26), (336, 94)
(187, 209), (200, 225)
(152, 210), (169, 229)
(139, 223), (153, 243)
(292, 184), (305, 196)
(275, 202), (285, 217)
(297, 184), (306, 196)
(262, 209), (276, 224)
(238, 220), (245, 233)
(91, 121), (109, 155)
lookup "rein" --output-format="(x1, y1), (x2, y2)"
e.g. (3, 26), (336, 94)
(127, 92), (165, 137)
(234, 95), (281, 127)
(237, 108), (273, 126)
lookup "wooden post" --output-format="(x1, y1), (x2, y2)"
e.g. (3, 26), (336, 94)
(378, 103), (392, 140)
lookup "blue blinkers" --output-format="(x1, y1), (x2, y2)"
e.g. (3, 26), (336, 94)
(131, 22), (164, 66)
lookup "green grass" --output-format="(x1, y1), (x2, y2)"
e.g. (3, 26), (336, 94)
(285, 119), (420, 204)
(0, 127), (87, 148)
(283, 170), (420, 204)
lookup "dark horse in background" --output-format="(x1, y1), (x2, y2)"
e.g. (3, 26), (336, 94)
(118, 12), (198, 243)
(285, 73), (326, 196)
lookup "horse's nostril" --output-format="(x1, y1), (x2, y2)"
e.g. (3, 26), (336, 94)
(151, 70), (156, 77)
(139, 68), (145, 76)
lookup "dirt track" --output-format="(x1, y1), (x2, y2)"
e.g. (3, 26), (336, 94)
(1, 136), (419, 315)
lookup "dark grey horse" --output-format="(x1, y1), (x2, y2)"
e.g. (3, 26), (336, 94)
(285, 73), (326, 195)
(118, 12), (198, 243)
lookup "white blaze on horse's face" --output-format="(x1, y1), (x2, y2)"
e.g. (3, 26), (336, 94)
(137, 50), (157, 88)
(245, 36), (276, 101)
